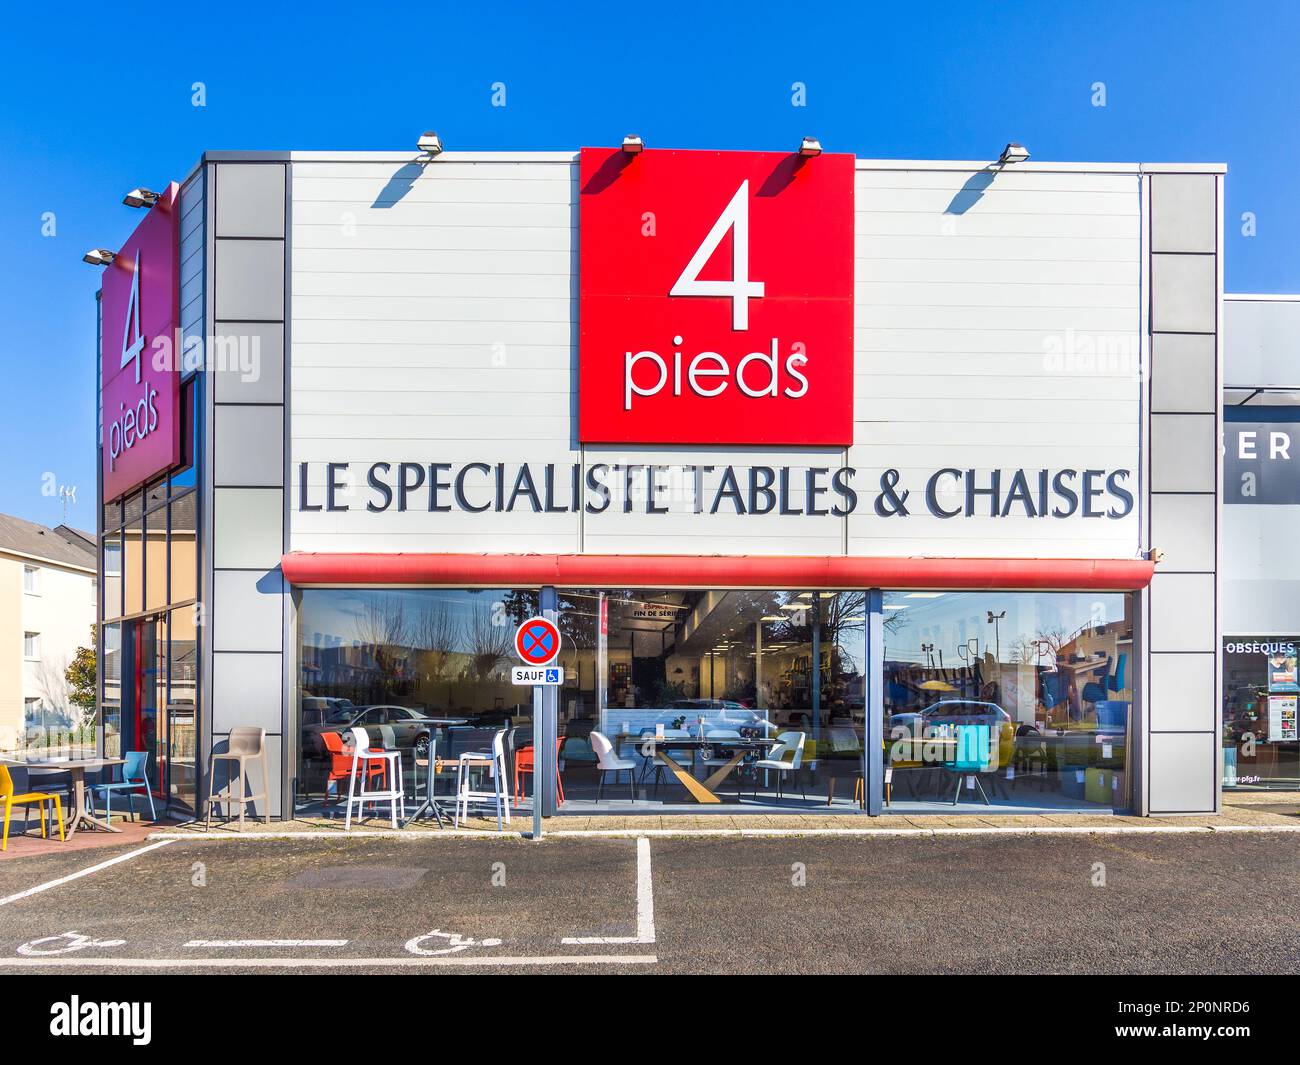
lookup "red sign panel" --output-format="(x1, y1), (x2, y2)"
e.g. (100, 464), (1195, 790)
(578, 147), (854, 446)
(100, 182), (182, 502)
(515, 616), (561, 665)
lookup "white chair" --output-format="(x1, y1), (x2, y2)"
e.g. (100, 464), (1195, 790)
(590, 731), (637, 803)
(753, 731), (807, 802)
(344, 725), (405, 830)
(455, 728), (510, 830)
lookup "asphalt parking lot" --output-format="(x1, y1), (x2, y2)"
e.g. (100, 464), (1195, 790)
(0, 832), (1297, 974)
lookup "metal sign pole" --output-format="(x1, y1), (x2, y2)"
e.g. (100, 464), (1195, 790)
(532, 684), (543, 839)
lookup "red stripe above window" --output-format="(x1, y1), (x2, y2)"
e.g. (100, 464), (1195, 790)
(280, 553), (1155, 591)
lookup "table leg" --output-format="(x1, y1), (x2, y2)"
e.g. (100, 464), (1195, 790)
(656, 751), (722, 803)
(70, 769), (122, 836)
(701, 752), (747, 793)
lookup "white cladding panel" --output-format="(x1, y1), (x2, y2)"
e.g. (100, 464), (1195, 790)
(290, 160), (1143, 560)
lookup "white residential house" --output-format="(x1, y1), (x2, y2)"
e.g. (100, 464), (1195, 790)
(0, 513), (97, 750)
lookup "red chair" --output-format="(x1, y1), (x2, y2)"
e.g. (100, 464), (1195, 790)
(321, 730), (385, 805)
(514, 738), (565, 808)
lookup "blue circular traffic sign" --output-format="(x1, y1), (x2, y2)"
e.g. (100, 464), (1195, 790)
(515, 616), (561, 665)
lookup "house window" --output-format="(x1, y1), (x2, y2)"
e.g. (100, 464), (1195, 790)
(23, 632), (40, 659)
(23, 565), (38, 593)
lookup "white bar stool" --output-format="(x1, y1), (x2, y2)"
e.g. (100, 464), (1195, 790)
(344, 725), (405, 830)
(455, 728), (510, 830)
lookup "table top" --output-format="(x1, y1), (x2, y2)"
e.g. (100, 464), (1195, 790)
(621, 735), (781, 749)
(12, 757), (126, 770)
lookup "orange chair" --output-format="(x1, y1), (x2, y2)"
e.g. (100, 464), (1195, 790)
(513, 738), (565, 808)
(320, 731), (385, 804)
(1, 763), (65, 851)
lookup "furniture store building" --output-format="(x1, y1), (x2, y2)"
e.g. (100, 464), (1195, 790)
(92, 143), (1225, 821)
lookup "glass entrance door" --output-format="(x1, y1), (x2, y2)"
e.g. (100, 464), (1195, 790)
(128, 615), (168, 799)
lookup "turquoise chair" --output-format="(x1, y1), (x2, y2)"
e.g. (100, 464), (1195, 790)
(947, 724), (991, 805)
(92, 751), (157, 825)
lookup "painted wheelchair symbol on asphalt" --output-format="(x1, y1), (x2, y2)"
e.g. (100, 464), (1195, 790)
(515, 616), (561, 665)
(404, 929), (504, 956)
(18, 931), (127, 957)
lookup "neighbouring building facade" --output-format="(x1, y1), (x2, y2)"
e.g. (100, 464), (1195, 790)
(91, 146), (1226, 820)
(1222, 294), (1300, 790)
(0, 514), (97, 751)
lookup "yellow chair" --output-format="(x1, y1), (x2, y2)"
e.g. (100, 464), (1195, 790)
(1, 763), (65, 851)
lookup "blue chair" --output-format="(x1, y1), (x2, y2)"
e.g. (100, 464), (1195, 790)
(91, 751), (157, 825)
(946, 724), (991, 805)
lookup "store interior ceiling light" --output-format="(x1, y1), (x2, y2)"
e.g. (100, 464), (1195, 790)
(884, 604), (908, 610)
(82, 248), (115, 266)
(997, 142), (1030, 165)
(122, 187), (160, 208)
(621, 134), (644, 154)
(905, 592), (946, 598)
(416, 131), (443, 156)
(761, 615), (785, 622)
(779, 603), (805, 611)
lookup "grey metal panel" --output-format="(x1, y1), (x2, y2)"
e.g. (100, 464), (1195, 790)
(1224, 298), (1300, 385)
(213, 322), (285, 404)
(213, 405), (284, 487)
(1222, 580), (1300, 634)
(1151, 253), (1216, 334)
(1149, 492), (1215, 572)
(1148, 653), (1216, 732)
(1150, 174), (1217, 254)
(1151, 414), (1216, 492)
(1148, 732), (1217, 813)
(212, 651), (284, 734)
(214, 239), (285, 320)
(1151, 333), (1216, 412)
(1149, 572), (1216, 652)
(213, 488), (285, 569)
(215, 163), (287, 238)
(212, 568), (284, 652)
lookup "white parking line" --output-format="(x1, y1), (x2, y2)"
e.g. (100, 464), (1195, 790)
(0, 839), (180, 908)
(0, 954), (658, 969)
(183, 940), (348, 949)
(562, 836), (655, 945)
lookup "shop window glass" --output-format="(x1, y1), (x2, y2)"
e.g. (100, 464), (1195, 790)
(144, 476), (167, 514)
(102, 534), (123, 621)
(555, 589), (866, 810)
(168, 607), (198, 811)
(168, 492), (198, 603)
(144, 505), (168, 611)
(102, 622), (122, 758)
(295, 588), (540, 815)
(123, 501), (143, 616)
(102, 497), (121, 533)
(882, 590), (1133, 812)
(1223, 638), (1300, 790)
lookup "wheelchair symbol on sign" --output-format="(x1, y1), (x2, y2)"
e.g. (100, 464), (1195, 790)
(18, 931), (127, 957)
(405, 929), (503, 956)
(545, 668), (561, 684)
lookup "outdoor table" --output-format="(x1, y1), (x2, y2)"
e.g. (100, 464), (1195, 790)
(403, 756), (451, 828)
(617, 735), (781, 804)
(22, 757), (127, 839)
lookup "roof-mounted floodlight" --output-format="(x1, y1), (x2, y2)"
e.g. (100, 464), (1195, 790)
(416, 131), (443, 156)
(82, 248), (116, 266)
(621, 134), (644, 154)
(997, 142), (1030, 165)
(123, 187), (160, 208)
(798, 137), (822, 157)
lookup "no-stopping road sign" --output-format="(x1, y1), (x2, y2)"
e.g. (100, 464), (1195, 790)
(514, 616), (561, 666)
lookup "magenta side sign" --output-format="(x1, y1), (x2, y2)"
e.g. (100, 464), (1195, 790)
(100, 181), (182, 502)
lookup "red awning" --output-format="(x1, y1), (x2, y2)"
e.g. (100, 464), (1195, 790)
(280, 552), (1155, 591)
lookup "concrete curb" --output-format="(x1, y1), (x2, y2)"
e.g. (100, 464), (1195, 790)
(148, 823), (1300, 842)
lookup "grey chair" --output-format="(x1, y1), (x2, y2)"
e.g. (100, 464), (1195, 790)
(204, 726), (271, 828)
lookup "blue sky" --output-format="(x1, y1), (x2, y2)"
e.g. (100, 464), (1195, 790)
(1, 0), (1295, 530)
